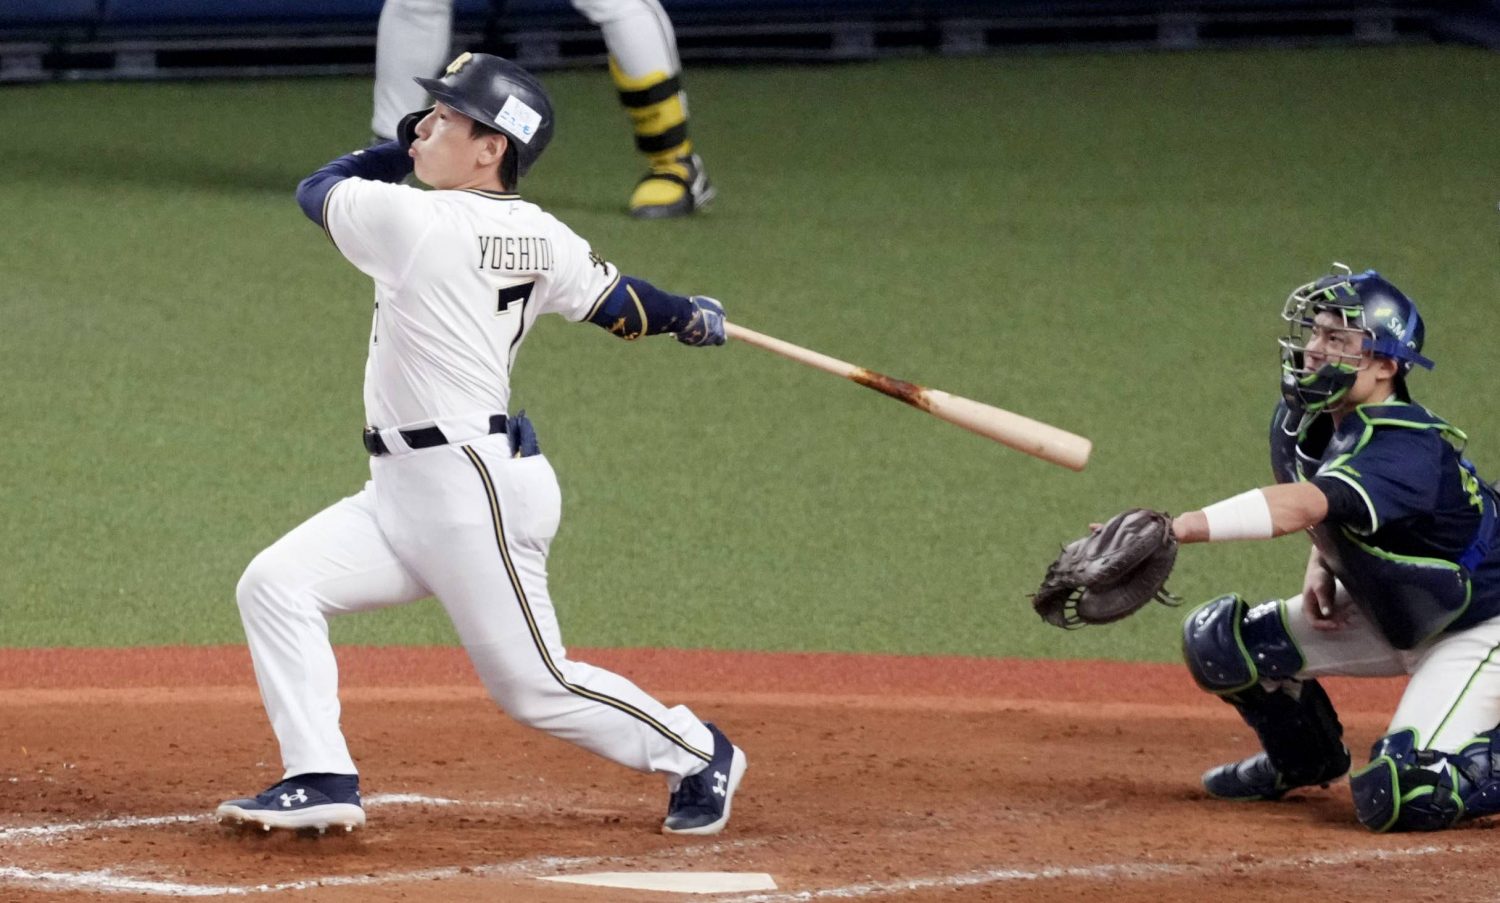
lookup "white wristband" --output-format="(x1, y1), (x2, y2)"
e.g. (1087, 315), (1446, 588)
(1201, 489), (1275, 541)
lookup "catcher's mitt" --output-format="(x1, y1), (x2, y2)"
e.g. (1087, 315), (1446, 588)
(1031, 508), (1181, 628)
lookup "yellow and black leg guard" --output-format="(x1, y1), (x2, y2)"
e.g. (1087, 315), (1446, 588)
(611, 59), (715, 218)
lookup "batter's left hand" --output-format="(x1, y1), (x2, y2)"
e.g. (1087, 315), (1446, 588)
(676, 296), (725, 347)
(396, 106), (433, 151)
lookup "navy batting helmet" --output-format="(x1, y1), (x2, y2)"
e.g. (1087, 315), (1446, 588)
(415, 52), (555, 181)
(1279, 265), (1435, 416)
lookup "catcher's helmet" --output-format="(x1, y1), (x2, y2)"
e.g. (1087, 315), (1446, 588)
(1278, 265), (1434, 418)
(414, 52), (555, 181)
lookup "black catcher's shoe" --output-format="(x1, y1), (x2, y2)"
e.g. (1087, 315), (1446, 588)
(1203, 749), (1350, 801)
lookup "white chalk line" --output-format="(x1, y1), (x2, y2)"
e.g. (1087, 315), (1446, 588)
(5, 796), (1471, 900)
(0, 814), (202, 845)
(704, 843), (1473, 902)
(0, 796), (764, 897)
(0, 793), (537, 846)
(0, 844), (763, 897)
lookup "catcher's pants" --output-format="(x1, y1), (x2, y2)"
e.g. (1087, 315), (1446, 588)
(1284, 584), (1500, 753)
(235, 429), (713, 781)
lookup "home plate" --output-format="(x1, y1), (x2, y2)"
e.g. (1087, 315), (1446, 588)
(538, 872), (777, 893)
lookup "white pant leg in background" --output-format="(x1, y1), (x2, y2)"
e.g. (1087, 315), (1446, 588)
(1284, 584), (1500, 753)
(236, 485), (430, 777)
(373, 0), (454, 138)
(372, 432), (714, 781)
(571, 0), (680, 77)
(372, 0), (679, 139)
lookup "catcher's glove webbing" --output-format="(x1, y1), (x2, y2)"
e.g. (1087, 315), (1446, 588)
(1031, 508), (1181, 628)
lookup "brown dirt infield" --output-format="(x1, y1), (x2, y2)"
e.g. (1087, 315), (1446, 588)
(2, 647), (1497, 901)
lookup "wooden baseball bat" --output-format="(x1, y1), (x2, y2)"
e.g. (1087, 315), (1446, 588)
(725, 322), (1092, 472)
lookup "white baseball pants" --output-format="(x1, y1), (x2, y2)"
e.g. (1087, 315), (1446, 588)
(235, 430), (713, 781)
(373, 0), (681, 138)
(1283, 586), (1500, 753)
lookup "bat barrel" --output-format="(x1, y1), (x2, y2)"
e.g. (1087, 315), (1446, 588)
(725, 321), (1092, 471)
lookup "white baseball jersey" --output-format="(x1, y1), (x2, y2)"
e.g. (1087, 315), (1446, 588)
(323, 181), (618, 429)
(232, 179), (717, 790)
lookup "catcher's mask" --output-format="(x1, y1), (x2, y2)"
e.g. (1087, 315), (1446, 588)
(1277, 265), (1434, 431)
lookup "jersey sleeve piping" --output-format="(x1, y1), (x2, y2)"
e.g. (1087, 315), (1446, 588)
(583, 270), (622, 322)
(1321, 469), (1379, 535)
(320, 180), (344, 251)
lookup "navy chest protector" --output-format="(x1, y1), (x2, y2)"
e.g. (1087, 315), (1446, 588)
(1270, 402), (1496, 650)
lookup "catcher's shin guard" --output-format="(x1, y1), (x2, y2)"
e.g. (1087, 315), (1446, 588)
(1184, 595), (1349, 797)
(1351, 727), (1500, 832)
(1204, 681), (1351, 799)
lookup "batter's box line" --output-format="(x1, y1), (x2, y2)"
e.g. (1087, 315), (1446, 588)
(701, 843), (1474, 902)
(0, 793), (559, 847)
(0, 832), (769, 897)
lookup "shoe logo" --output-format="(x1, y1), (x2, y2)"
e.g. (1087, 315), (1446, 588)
(280, 789), (308, 808)
(712, 770), (728, 797)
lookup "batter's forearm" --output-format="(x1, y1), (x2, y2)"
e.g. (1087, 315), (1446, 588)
(585, 275), (696, 340)
(295, 141), (415, 227)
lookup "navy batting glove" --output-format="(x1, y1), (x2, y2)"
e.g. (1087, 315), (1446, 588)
(396, 107), (433, 151)
(676, 296), (726, 347)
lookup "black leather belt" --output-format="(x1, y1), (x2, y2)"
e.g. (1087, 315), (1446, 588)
(364, 414), (508, 456)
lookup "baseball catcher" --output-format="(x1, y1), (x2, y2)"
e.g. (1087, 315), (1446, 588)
(1031, 508), (1180, 628)
(1035, 266), (1500, 836)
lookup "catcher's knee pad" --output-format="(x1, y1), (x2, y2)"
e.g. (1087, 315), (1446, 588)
(1182, 595), (1303, 694)
(1355, 727), (1500, 832)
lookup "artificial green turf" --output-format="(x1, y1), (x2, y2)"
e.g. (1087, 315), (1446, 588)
(2, 46), (1497, 659)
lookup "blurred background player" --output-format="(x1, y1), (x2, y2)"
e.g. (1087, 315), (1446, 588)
(1166, 266), (1500, 832)
(372, 0), (713, 218)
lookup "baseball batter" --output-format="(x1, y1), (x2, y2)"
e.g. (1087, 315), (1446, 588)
(1168, 266), (1500, 832)
(216, 52), (746, 836)
(372, 0), (713, 218)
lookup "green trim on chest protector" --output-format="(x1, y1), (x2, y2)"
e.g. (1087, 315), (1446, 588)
(1271, 402), (1473, 650)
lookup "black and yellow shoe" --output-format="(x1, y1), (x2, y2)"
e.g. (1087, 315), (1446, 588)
(610, 59), (714, 219)
(630, 152), (715, 219)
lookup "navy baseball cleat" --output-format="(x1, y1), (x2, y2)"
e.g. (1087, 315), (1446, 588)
(662, 723), (747, 835)
(1203, 750), (1350, 801)
(216, 773), (364, 833)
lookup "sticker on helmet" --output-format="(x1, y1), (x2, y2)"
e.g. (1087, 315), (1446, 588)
(496, 96), (541, 144)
